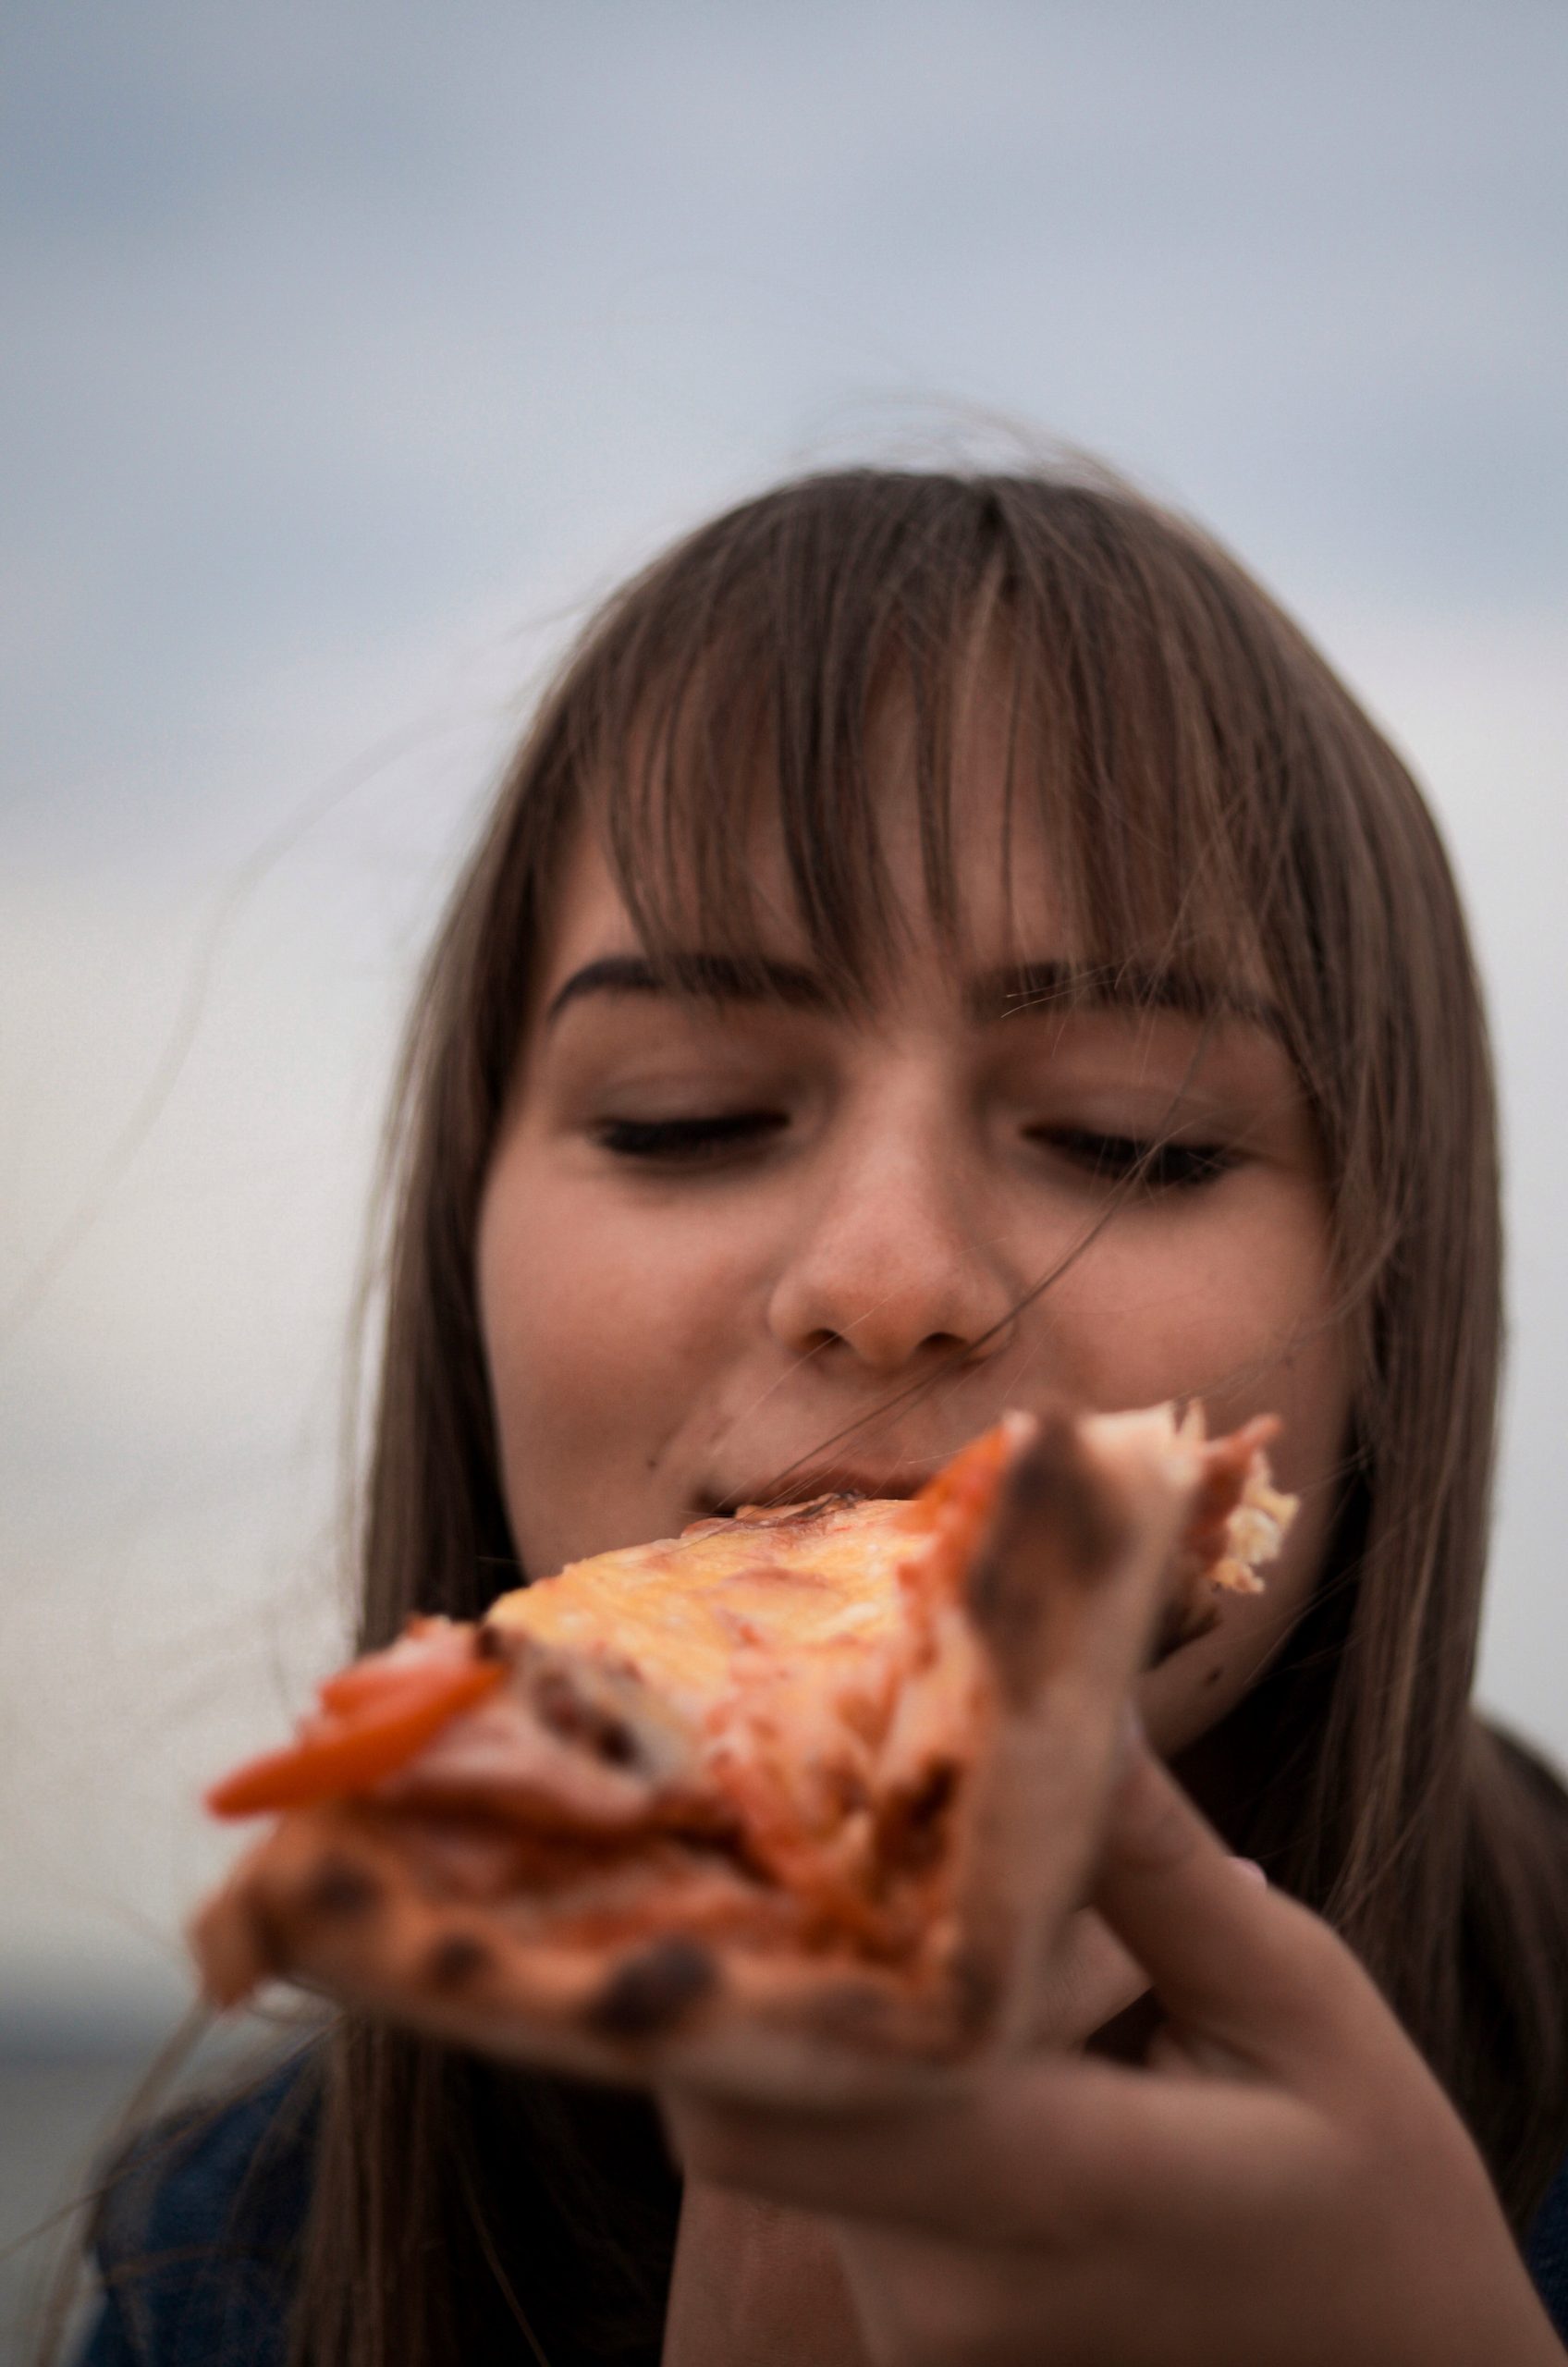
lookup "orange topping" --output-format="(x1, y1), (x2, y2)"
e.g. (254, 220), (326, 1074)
(205, 1650), (503, 1818)
(899, 1418), (1021, 1599)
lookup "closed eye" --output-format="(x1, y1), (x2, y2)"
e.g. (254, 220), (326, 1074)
(1032, 1128), (1236, 1191)
(595, 1111), (788, 1164)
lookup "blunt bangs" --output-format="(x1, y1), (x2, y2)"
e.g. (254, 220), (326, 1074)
(555, 472), (1354, 1035)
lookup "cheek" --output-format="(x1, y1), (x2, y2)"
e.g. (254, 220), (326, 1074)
(1036, 1184), (1343, 1450)
(481, 1184), (755, 1406)
(1060, 1185), (1351, 1754)
(478, 1217), (627, 1458)
(473, 1142), (770, 1567)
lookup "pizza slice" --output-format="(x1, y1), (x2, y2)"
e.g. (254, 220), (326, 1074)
(190, 1404), (1294, 2102)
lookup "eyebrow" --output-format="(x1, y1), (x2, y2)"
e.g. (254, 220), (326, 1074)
(545, 950), (1281, 1034)
(545, 953), (831, 1024)
(976, 960), (1283, 1034)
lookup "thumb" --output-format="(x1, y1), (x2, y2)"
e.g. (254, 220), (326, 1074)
(1091, 1741), (1371, 2073)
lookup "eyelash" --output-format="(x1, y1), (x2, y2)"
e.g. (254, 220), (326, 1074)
(1031, 1129), (1235, 1191)
(595, 1114), (1234, 1191)
(595, 1113), (786, 1163)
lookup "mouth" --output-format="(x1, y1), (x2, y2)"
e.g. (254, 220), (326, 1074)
(700, 1463), (937, 1519)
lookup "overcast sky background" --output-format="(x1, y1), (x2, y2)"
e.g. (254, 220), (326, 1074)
(3, 2), (1565, 2028)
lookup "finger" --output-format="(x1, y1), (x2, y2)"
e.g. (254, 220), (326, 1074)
(957, 1411), (1191, 2049)
(663, 2182), (864, 2367)
(664, 2051), (1294, 2242)
(1031, 1907), (1147, 2049)
(1093, 1743), (1383, 2070)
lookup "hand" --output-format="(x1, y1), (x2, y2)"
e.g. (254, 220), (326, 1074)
(666, 1744), (1564, 2367)
(661, 1905), (1149, 2366)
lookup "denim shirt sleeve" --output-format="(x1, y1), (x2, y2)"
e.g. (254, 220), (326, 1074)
(71, 2292), (141, 2366)
(73, 2052), (317, 2367)
(1527, 2148), (1568, 2345)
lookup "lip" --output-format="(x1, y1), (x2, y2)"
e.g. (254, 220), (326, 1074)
(701, 1461), (940, 1516)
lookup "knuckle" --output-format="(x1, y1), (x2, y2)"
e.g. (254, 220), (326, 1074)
(1109, 1760), (1203, 1880)
(1256, 1891), (1375, 2027)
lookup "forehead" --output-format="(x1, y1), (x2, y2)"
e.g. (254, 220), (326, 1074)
(529, 840), (1287, 1096)
(574, 660), (1068, 981)
(564, 619), (1268, 1023)
(547, 763), (1073, 1005)
(541, 830), (1053, 1000)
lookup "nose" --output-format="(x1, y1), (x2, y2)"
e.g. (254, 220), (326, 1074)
(766, 1087), (1022, 1378)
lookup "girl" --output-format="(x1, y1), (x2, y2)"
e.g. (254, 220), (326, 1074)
(75, 463), (1568, 2364)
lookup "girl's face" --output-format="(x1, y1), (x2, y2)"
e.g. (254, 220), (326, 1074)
(476, 764), (1352, 1756)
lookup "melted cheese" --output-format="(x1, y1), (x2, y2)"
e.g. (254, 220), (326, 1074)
(483, 1499), (931, 1722)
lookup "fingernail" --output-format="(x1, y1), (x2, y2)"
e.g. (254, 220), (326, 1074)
(1229, 1857), (1268, 1887)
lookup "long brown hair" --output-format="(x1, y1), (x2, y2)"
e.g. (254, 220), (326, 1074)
(291, 464), (1568, 2362)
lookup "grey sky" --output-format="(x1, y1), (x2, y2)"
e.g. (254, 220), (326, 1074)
(2, 2), (1564, 2020)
